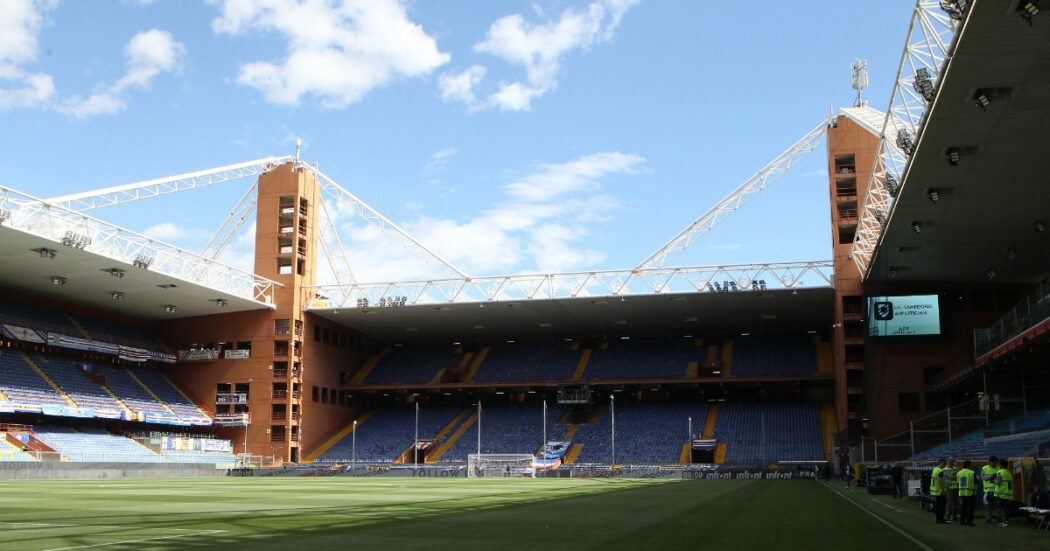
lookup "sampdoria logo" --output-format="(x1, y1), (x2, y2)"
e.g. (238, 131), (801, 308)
(874, 301), (894, 321)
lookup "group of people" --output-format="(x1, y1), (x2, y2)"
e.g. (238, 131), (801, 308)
(929, 456), (1013, 527)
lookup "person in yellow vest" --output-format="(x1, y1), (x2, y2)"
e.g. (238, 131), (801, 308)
(931, 458), (947, 524)
(995, 461), (1013, 527)
(957, 460), (976, 526)
(945, 457), (959, 523)
(982, 456), (999, 524)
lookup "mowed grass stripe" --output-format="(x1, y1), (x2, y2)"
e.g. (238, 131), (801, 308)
(1, 477), (1049, 550)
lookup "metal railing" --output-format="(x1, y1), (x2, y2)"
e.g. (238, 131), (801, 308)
(0, 185), (280, 305)
(974, 278), (1050, 358)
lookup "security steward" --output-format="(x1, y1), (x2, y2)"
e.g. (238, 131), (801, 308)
(982, 456), (999, 523)
(931, 458), (947, 524)
(956, 460), (976, 527)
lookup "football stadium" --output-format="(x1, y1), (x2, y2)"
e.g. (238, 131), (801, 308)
(2, 0), (1050, 549)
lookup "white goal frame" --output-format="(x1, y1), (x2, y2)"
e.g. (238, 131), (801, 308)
(467, 454), (536, 478)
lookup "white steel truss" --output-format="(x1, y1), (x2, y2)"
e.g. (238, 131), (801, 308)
(306, 166), (468, 279)
(45, 157), (293, 211)
(0, 186), (279, 304)
(636, 118), (833, 270)
(851, 0), (963, 276)
(316, 196), (356, 285)
(201, 181), (258, 260)
(306, 261), (833, 309)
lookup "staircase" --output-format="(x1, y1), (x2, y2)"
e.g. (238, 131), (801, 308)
(125, 369), (178, 416)
(461, 347), (490, 383)
(303, 411), (375, 462)
(427, 411), (478, 463)
(572, 349), (592, 382)
(21, 354), (77, 407)
(720, 340), (733, 377)
(350, 349), (390, 384)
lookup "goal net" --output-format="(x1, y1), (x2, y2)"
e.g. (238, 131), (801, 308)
(467, 454), (536, 478)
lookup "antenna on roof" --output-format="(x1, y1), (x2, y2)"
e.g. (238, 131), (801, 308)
(850, 59), (869, 107)
(294, 137), (303, 164)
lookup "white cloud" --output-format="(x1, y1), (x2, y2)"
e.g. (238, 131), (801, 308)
(211, 0), (449, 108)
(57, 29), (185, 119)
(328, 151), (644, 282)
(442, 0), (638, 112)
(0, 0), (56, 111)
(437, 65), (485, 105)
(142, 222), (210, 243)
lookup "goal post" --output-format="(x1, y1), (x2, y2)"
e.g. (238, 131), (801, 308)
(467, 454), (536, 478)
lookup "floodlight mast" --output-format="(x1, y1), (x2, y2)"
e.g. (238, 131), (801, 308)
(635, 118), (833, 270)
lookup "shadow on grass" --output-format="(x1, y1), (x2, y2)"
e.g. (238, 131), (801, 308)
(3, 478), (737, 551)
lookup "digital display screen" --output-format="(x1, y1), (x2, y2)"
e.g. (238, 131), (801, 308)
(867, 295), (941, 337)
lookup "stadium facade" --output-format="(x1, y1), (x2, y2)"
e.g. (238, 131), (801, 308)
(1, 0), (1048, 471)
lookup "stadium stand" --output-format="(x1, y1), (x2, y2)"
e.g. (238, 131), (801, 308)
(0, 298), (82, 336)
(364, 345), (459, 385)
(715, 400), (823, 464)
(319, 406), (460, 462)
(0, 438), (35, 461)
(472, 341), (580, 383)
(72, 315), (164, 351)
(33, 426), (164, 462)
(0, 351), (71, 407)
(908, 410), (1050, 462)
(584, 338), (697, 380)
(572, 402), (706, 464)
(440, 402), (565, 462)
(132, 369), (209, 422)
(32, 355), (125, 415)
(730, 335), (818, 377)
(99, 366), (175, 420)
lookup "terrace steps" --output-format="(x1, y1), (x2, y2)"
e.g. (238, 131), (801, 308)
(721, 341), (733, 377)
(351, 349), (390, 384)
(124, 369), (178, 416)
(304, 410), (375, 462)
(21, 354), (77, 407)
(702, 404), (718, 439)
(462, 347), (490, 383)
(427, 412), (478, 463)
(572, 349), (592, 382)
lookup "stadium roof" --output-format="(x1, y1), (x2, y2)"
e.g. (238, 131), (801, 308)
(0, 218), (273, 321)
(870, 2), (1050, 283)
(309, 287), (834, 343)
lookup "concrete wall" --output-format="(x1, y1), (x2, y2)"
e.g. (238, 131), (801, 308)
(0, 462), (226, 480)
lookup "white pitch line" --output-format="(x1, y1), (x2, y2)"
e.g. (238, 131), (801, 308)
(0, 522), (78, 527)
(822, 482), (932, 551)
(45, 529), (227, 551)
(870, 497), (906, 513)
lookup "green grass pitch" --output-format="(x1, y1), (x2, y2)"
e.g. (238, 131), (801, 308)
(1, 477), (1049, 550)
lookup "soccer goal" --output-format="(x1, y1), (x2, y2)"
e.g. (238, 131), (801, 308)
(467, 454), (536, 478)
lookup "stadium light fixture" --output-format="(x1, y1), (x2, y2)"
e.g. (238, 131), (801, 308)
(133, 254), (154, 269)
(50, 275), (66, 286)
(974, 93), (991, 111)
(110, 291), (125, 301)
(0, 208), (9, 224)
(1018, 1), (1040, 25)
(156, 283), (177, 289)
(912, 68), (935, 102)
(889, 268), (898, 279)
(33, 247), (57, 259)
(946, 148), (961, 166)
(940, 0), (968, 20)
(912, 222), (924, 235)
(164, 304), (177, 314)
(1035, 220), (1047, 234)
(103, 268), (125, 278)
(212, 298), (229, 308)
(1007, 248), (1018, 261)
(927, 189), (940, 204)
(987, 269), (997, 280)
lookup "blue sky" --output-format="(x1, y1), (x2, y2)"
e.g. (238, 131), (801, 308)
(0, 0), (913, 283)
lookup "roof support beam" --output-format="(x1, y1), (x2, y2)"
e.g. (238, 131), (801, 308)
(635, 119), (832, 270)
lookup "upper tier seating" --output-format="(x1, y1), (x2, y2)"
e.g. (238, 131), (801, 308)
(73, 315), (163, 351)
(133, 369), (208, 421)
(472, 341), (580, 383)
(715, 399), (824, 464)
(0, 351), (69, 407)
(365, 345), (460, 385)
(572, 402), (707, 464)
(731, 336), (817, 377)
(440, 402), (565, 462)
(32, 355), (124, 414)
(33, 426), (164, 462)
(319, 406), (460, 463)
(584, 338), (697, 380)
(0, 298), (80, 335)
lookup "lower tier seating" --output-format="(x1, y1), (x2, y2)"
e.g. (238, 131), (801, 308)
(440, 402), (566, 462)
(572, 402), (707, 464)
(320, 407), (461, 463)
(715, 399), (823, 464)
